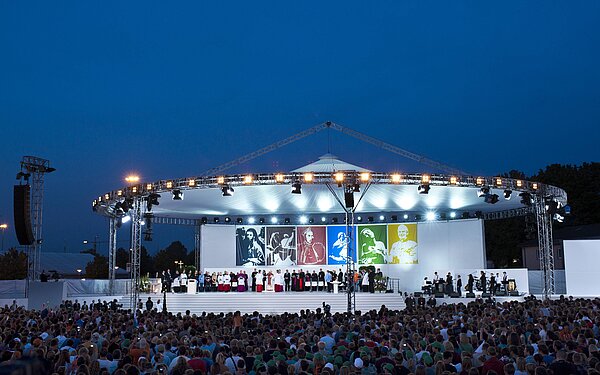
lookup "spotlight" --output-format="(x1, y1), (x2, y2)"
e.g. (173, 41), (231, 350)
(503, 190), (512, 200)
(291, 181), (302, 194)
(484, 194), (500, 204)
(379, 215), (385, 221)
(214, 217), (220, 223)
(201, 217), (208, 224)
(353, 183), (360, 193)
(519, 192), (533, 207)
(426, 212), (436, 221)
(462, 212), (470, 219)
(236, 217), (243, 224)
(450, 212), (456, 219)
(356, 216), (362, 222)
(299, 215), (308, 224)
(172, 189), (184, 200)
(308, 218), (314, 224)
(321, 217), (326, 222)
(367, 216), (374, 223)
(221, 185), (234, 196)
(225, 217), (231, 223)
(403, 214), (409, 220)
(415, 214), (422, 221)
(121, 215), (131, 224)
(553, 213), (564, 223)
(478, 187), (490, 197)
(248, 217), (256, 224)
(284, 218), (290, 224)
(440, 213), (447, 220)
(332, 218), (338, 224)
(147, 193), (160, 211)
(259, 218), (265, 224)
(418, 185), (430, 194)
(391, 215), (398, 221)
(545, 198), (559, 215)
(271, 217), (278, 224)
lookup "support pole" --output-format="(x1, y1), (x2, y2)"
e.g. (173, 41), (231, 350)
(108, 217), (117, 295)
(194, 220), (201, 272)
(535, 195), (555, 298)
(129, 197), (143, 310)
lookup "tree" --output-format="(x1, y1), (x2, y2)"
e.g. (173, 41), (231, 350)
(85, 255), (108, 279)
(140, 246), (156, 276)
(115, 248), (129, 269)
(0, 248), (28, 280)
(153, 241), (189, 273)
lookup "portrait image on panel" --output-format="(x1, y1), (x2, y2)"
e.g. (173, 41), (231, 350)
(357, 224), (387, 265)
(388, 223), (418, 264)
(327, 225), (355, 265)
(235, 226), (266, 266)
(297, 226), (327, 265)
(265, 226), (297, 266)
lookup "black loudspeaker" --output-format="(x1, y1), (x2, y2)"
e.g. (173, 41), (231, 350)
(450, 293), (460, 298)
(13, 185), (34, 246)
(466, 292), (476, 298)
(482, 292), (491, 298)
(435, 293), (444, 298)
(344, 192), (354, 208)
(509, 291), (520, 296)
(414, 292), (423, 297)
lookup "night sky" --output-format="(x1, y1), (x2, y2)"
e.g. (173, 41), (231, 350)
(1, 2), (599, 255)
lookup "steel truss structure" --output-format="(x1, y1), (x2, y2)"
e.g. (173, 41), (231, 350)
(535, 194), (555, 298)
(129, 197), (143, 310)
(108, 217), (118, 295)
(17, 156), (55, 284)
(93, 121), (567, 301)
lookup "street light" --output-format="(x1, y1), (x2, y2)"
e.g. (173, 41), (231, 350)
(0, 224), (7, 252)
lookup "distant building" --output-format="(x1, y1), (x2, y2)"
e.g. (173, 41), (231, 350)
(521, 224), (600, 270)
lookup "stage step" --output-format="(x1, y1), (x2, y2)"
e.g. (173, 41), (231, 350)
(120, 292), (405, 315)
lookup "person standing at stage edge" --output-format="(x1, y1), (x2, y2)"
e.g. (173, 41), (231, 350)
(284, 269), (291, 292)
(368, 268), (376, 293)
(480, 271), (487, 294)
(251, 269), (257, 292)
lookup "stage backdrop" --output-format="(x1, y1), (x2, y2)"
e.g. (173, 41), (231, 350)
(201, 219), (486, 292)
(564, 240), (600, 296)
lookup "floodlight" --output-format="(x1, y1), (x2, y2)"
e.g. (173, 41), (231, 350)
(503, 190), (512, 200)
(172, 189), (184, 200)
(291, 182), (302, 194)
(426, 212), (436, 221)
(418, 185), (430, 194)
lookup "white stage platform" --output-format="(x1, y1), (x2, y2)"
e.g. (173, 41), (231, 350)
(119, 292), (406, 315)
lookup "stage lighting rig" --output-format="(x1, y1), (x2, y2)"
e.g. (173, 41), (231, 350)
(172, 189), (184, 200)
(221, 185), (234, 196)
(519, 192), (533, 207)
(484, 194), (500, 204)
(146, 193), (160, 211)
(291, 181), (302, 194)
(418, 184), (430, 194)
(477, 187), (490, 197)
(503, 190), (512, 200)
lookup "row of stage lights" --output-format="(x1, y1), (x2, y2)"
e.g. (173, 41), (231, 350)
(94, 172), (546, 207)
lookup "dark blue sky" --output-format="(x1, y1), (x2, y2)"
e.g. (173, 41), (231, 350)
(1, 2), (599, 255)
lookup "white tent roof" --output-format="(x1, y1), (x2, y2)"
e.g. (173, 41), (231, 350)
(292, 154), (371, 173)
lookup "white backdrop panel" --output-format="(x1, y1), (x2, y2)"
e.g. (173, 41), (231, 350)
(564, 240), (600, 296)
(201, 225), (237, 269)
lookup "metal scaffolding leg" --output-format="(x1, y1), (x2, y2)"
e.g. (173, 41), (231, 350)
(129, 197), (143, 310)
(345, 211), (356, 315)
(108, 217), (117, 295)
(28, 168), (45, 281)
(194, 221), (201, 271)
(535, 195), (555, 298)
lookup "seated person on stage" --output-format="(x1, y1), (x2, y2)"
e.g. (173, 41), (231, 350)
(422, 277), (432, 295)
(172, 274), (180, 293)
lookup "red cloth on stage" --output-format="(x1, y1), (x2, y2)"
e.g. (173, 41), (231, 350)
(275, 285), (283, 292)
(217, 284), (224, 292)
(257, 285), (263, 292)
(224, 285), (230, 292)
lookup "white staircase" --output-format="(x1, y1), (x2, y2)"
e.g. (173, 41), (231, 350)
(120, 292), (405, 315)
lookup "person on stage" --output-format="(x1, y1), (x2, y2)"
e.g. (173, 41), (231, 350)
(217, 272), (224, 292)
(255, 270), (264, 292)
(368, 268), (376, 293)
(456, 275), (462, 296)
(305, 270), (312, 292)
(318, 269), (325, 291)
(172, 273), (181, 293)
(361, 270), (369, 292)
(291, 269), (297, 291)
(266, 270), (274, 292)
(311, 270), (318, 292)
(251, 269), (257, 292)
(298, 269), (305, 291)
(274, 269), (284, 292)
(325, 270), (332, 292)
(337, 269), (344, 290)
(284, 269), (291, 292)
(236, 270), (244, 292)
(230, 271), (238, 292)
(180, 270), (188, 293)
(489, 273), (496, 296)
(224, 271), (232, 292)
(197, 271), (205, 292)
(445, 272), (453, 294)
(480, 271), (487, 294)
(467, 274), (474, 293)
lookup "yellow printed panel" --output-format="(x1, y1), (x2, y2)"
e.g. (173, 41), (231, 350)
(387, 223), (418, 264)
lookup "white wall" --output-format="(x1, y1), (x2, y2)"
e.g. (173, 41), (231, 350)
(564, 240), (600, 296)
(201, 219), (487, 292)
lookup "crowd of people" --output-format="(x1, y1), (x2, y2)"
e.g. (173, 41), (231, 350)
(158, 268), (386, 294)
(2, 295), (600, 375)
